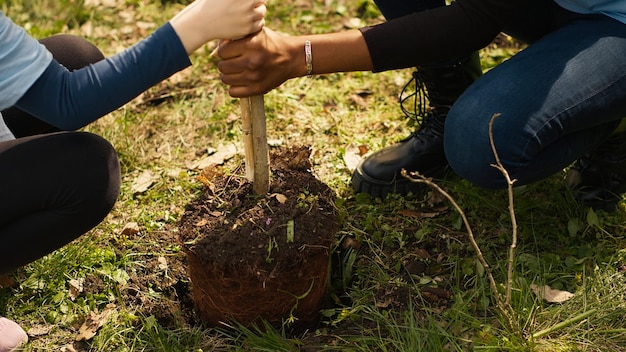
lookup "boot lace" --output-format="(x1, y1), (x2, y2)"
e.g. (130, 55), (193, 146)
(399, 70), (446, 140)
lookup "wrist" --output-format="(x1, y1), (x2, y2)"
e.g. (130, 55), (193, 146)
(287, 37), (312, 79)
(169, 19), (204, 55)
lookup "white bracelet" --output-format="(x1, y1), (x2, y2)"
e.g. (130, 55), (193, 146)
(304, 40), (312, 78)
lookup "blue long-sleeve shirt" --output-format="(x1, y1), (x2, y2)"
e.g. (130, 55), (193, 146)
(0, 11), (52, 110)
(0, 11), (191, 130)
(555, 0), (626, 23)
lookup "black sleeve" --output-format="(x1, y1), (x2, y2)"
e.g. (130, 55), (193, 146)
(360, 0), (525, 71)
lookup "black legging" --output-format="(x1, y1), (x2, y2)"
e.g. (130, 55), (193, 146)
(0, 35), (121, 274)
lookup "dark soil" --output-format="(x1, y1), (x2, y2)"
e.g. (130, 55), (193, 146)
(177, 145), (338, 329)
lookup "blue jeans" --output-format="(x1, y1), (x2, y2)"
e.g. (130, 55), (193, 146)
(373, 0), (626, 189)
(446, 13), (626, 189)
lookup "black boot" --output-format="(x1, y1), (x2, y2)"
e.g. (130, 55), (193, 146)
(351, 53), (483, 198)
(567, 130), (626, 212)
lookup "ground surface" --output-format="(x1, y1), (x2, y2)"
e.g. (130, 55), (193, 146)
(54, 147), (340, 350)
(62, 144), (455, 350)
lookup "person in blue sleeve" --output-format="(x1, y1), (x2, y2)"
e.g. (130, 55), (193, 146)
(217, 0), (626, 211)
(0, 0), (266, 349)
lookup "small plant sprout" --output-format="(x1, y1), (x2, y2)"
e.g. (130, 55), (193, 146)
(279, 280), (315, 328)
(286, 220), (295, 243)
(266, 236), (278, 263)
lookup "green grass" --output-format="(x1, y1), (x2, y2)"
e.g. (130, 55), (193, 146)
(2, 0), (626, 351)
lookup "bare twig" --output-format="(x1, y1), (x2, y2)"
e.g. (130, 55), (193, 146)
(401, 112), (521, 326)
(400, 170), (506, 314)
(487, 113), (518, 306)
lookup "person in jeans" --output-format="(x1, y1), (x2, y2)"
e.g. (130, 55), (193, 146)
(0, 0), (266, 350)
(217, 0), (626, 212)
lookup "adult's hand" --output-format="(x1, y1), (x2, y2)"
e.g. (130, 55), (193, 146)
(217, 28), (304, 97)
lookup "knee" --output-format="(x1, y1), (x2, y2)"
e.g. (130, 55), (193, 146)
(61, 132), (121, 217)
(39, 34), (104, 71)
(444, 100), (509, 189)
(80, 132), (120, 208)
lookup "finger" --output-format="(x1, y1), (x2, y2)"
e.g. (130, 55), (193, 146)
(250, 18), (265, 33)
(254, 3), (267, 17)
(228, 85), (262, 98)
(248, 4), (266, 33)
(215, 40), (244, 60)
(216, 56), (249, 75)
(219, 71), (254, 86)
(228, 86), (246, 98)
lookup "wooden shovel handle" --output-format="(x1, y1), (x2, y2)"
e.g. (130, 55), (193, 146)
(241, 95), (270, 195)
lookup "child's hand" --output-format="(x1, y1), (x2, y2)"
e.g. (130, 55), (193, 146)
(170, 0), (266, 55)
(202, 0), (266, 40)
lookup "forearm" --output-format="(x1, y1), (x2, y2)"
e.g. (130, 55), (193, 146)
(217, 28), (373, 97)
(362, 0), (525, 71)
(170, 0), (213, 54)
(15, 23), (191, 130)
(291, 30), (373, 77)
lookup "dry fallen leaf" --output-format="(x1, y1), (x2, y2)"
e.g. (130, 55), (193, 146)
(272, 193), (288, 204)
(188, 143), (238, 170)
(414, 248), (432, 259)
(427, 187), (448, 206)
(349, 93), (368, 109)
(120, 222), (140, 236)
(27, 324), (54, 337)
(196, 173), (215, 192)
(268, 139), (283, 146)
(60, 343), (79, 352)
(68, 278), (84, 301)
(530, 284), (575, 303)
(195, 218), (208, 227)
(421, 286), (451, 300)
(341, 236), (360, 250)
(375, 297), (393, 308)
(343, 144), (364, 173)
(75, 303), (117, 341)
(131, 170), (157, 194)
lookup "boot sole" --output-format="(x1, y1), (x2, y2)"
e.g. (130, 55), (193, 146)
(351, 163), (447, 199)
